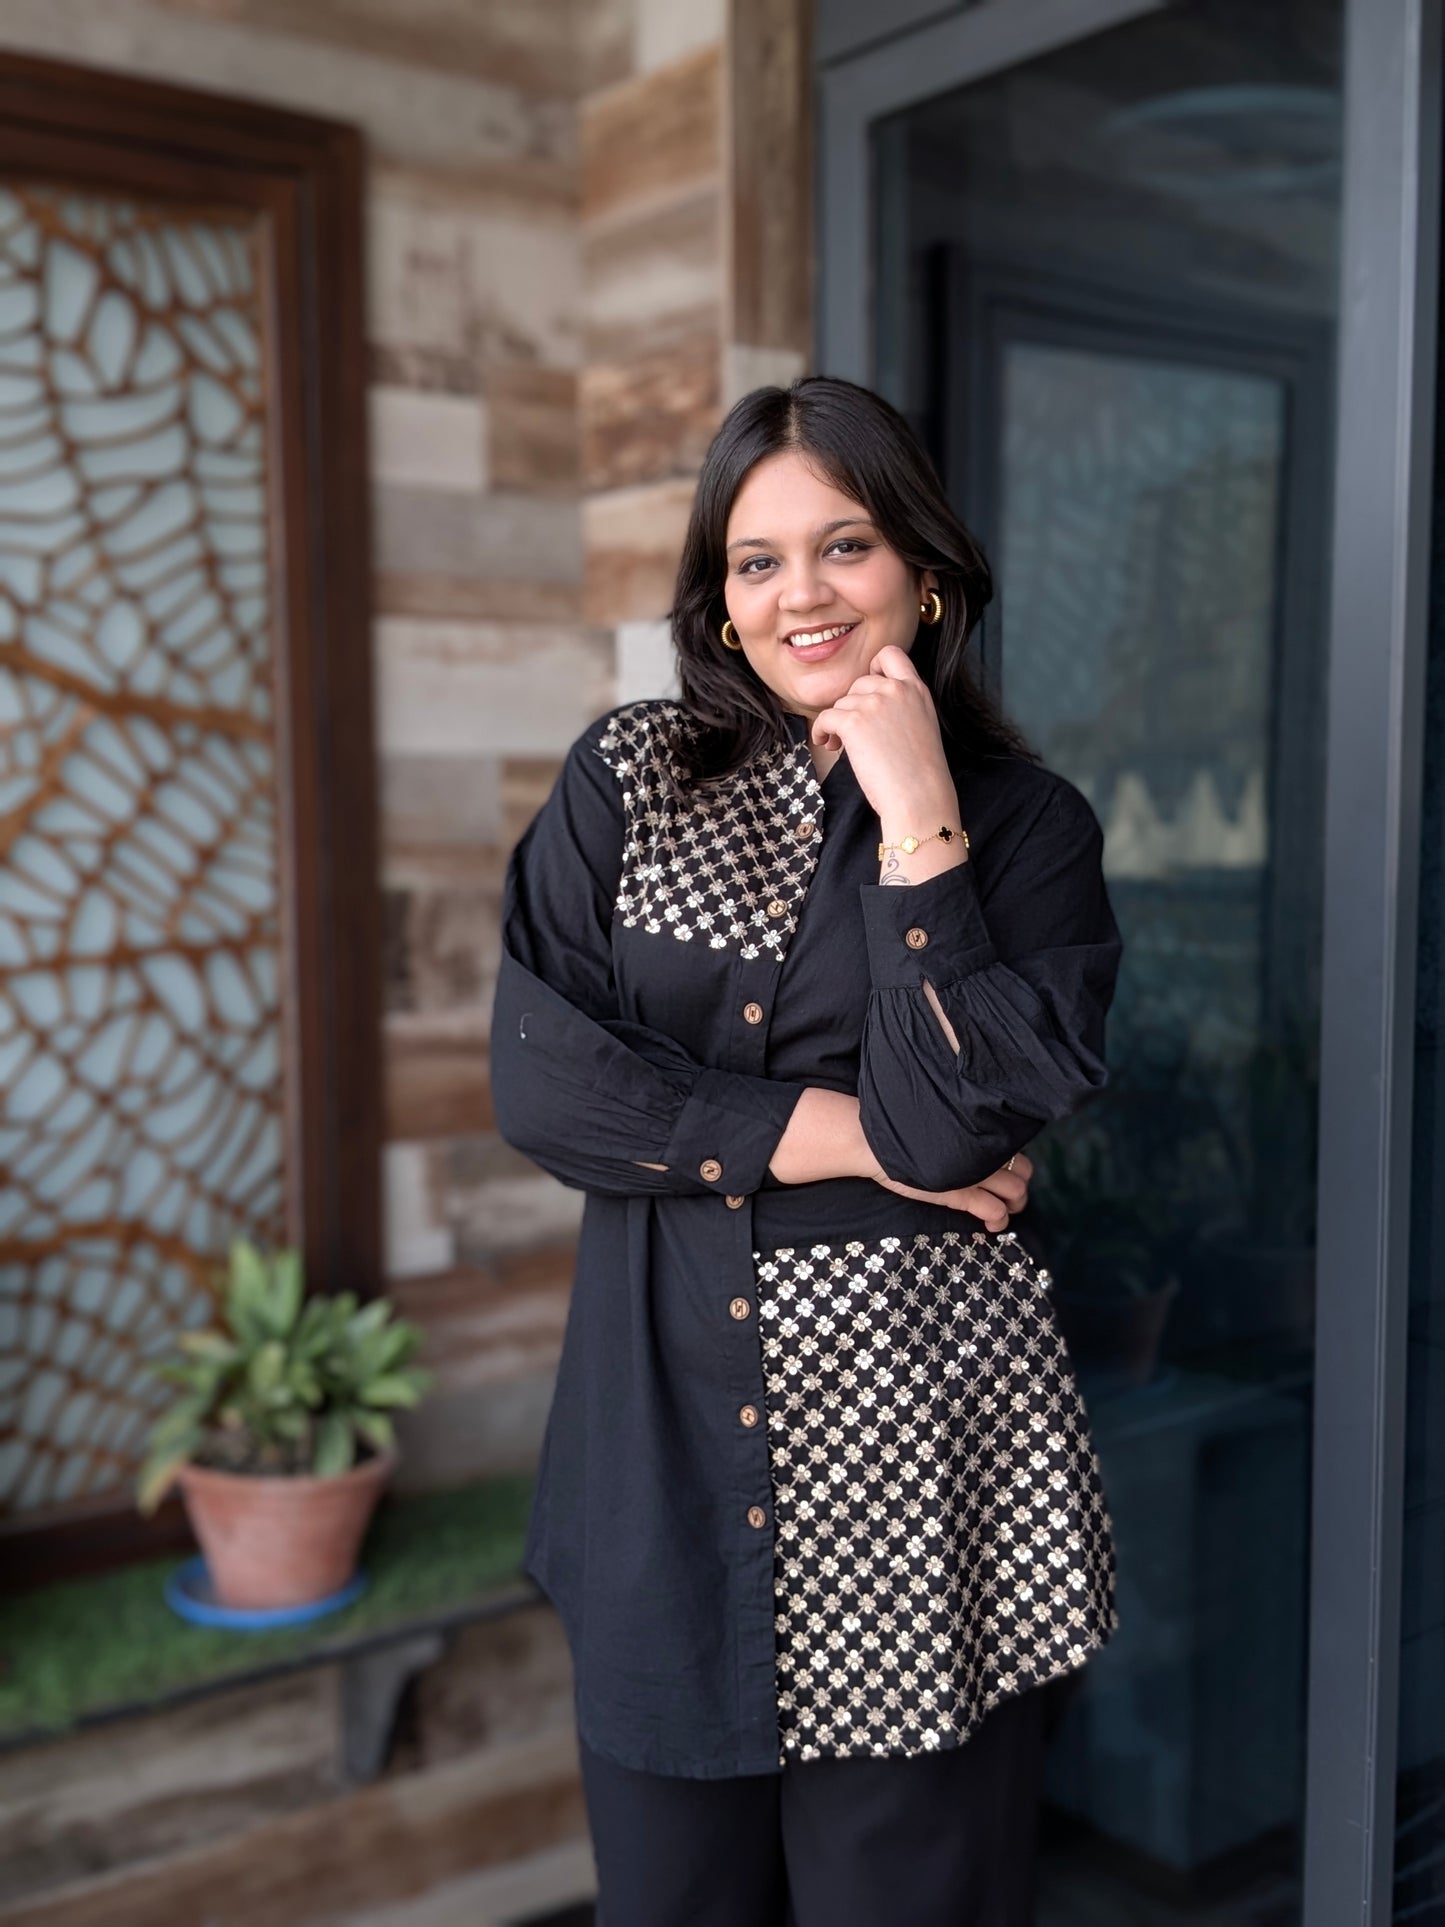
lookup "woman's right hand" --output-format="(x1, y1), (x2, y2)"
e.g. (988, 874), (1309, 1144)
(874, 1154), (1033, 1233)
(769, 1091), (1033, 1231)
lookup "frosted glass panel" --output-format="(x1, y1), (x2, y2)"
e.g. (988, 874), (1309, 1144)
(0, 185), (282, 1513)
(1000, 346), (1282, 882)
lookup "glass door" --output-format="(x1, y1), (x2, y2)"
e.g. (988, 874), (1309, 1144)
(872, 11), (1340, 1916)
(819, 0), (1442, 1918)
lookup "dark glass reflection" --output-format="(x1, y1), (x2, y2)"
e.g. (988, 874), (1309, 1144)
(1392, 235), (1445, 1920)
(875, 2), (1342, 1918)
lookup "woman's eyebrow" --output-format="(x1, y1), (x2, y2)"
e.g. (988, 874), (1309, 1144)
(725, 516), (877, 555)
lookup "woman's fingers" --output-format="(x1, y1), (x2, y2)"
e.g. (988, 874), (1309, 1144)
(873, 1154), (1033, 1229)
(869, 644), (920, 681)
(972, 1155), (1032, 1211)
(953, 1186), (1012, 1231)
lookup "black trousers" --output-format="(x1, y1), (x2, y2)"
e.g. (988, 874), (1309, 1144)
(579, 1684), (1050, 1927)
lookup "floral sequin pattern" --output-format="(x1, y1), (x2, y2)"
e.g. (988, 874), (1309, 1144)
(595, 703), (824, 960)
(753, 1227), (1118, 1763)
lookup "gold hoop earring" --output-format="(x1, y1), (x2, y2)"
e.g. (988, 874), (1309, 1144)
(919, 590), (943, 625)
(721, 620), (743, 650)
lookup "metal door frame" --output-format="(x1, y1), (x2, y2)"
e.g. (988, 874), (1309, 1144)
(814, 1), (1443, 1918)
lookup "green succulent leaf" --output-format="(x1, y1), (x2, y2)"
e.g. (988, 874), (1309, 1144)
(354, 1410), (395, 1456)
(147, 1395), (213, 1450)
(312, 1410), (355, 1477)
(348, 1298), (392, 1339)
(227, 1238), (273, 1334)
(359, 1372), (426, 1409)
(135, 1442), (197, 1514)
(178, 1330), (240, 1365)
(270, 1248), (304, 1334)
(247, 1340), (286, 1399)
(287, 1359), (322, 1405)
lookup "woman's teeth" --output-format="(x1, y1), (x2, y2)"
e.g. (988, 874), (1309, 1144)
(786, 623), (856, 648)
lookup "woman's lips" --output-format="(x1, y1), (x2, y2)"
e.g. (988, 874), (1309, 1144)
(781, 621), (858, 664)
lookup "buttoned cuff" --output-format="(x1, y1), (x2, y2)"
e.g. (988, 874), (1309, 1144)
(662, 1069), (807, 1197)
(859, 864), (997, 989)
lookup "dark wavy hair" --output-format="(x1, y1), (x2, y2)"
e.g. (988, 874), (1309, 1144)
(666, 375), (1038, 791)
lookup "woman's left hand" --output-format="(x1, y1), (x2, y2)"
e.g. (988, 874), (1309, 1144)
(811, 645), (959, 825)
(873, 1152), (1033, 1232)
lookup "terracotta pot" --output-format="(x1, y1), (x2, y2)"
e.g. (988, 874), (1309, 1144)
(177, 1451), (395, 1611)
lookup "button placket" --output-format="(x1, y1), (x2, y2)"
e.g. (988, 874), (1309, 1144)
(717, 746), (818, 1573)
(727, 1292), (770, 1545)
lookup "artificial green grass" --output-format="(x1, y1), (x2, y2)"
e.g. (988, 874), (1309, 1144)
(0, 1474), (535, 1741)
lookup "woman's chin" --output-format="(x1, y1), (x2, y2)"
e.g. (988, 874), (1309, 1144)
(781, 649), (870, 703)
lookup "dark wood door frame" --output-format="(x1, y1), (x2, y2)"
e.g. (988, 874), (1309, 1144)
(0, 53), (381, 1586)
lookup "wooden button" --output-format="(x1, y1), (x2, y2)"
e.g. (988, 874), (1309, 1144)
(728, 1296), (752, 1321)
(743, 1001), (764, 1025)
(794, 820), (816, 841)
(699, 1157), (723, 1182)
(747, 1505), (767, 1529)
(739, 1404), (760, 1428)
(905, 926), (929, 950)
(766, 899), (787, 918)
(725, 1194), (745, 1209)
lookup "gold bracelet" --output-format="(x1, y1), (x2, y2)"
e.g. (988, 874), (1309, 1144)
(877, 824), (969, 862)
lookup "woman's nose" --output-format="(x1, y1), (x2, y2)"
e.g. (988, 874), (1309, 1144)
(778, 564), (829, 610)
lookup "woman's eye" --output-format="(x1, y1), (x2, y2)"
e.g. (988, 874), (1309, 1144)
(738, 556), (774, 575)
(828, 540), (870, 557)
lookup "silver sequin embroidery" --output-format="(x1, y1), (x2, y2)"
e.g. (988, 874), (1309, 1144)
(596, 702), (825, 960)
(754, 1227), (1118, 1763)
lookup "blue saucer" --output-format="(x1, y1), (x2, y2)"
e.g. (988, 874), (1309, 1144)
(164, 1555), (368, 1631)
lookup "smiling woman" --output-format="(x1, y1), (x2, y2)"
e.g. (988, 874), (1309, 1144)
(491, 375), (1124, 1926)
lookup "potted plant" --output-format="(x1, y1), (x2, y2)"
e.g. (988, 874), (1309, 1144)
(137, 1239), (430, 1612)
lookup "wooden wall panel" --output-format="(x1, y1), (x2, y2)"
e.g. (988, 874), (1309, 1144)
(729, 0), (813, 359)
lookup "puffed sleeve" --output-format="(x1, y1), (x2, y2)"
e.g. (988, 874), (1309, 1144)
(491, 717), (806, 1199)
(855, 778), (1121, 1193)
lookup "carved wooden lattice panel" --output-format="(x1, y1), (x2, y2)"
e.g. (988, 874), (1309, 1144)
(0, 185), (284, 1513)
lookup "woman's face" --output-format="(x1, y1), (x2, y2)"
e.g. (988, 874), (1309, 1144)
(721, 451), (935, 720)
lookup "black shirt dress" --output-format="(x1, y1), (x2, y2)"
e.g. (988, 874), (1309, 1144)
(491, 697), (1123, 1780)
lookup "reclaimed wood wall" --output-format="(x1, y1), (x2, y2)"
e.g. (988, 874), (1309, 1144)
(0, 0), (810, 1499)
(0, 0), (812, 1915)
